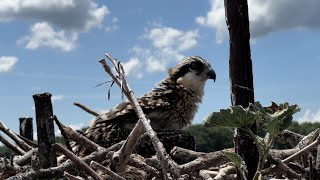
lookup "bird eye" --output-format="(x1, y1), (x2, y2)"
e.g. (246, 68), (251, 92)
(189, 62), (199, 70)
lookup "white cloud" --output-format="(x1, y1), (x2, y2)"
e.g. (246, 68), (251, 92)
(144, 27), (199, 52)
(297, 109), (320, 123)
(0, 0), (110, 52)
(0, 0), (108, 32)
(122, 57), (143, 78)
(51, 94), (64, 102)
(18, 22), (78, 52)
(105, 17), (119, 32)
(197, 0), (320, 43)
(0, 56), (18, 72)
(124, 25), (199, 77)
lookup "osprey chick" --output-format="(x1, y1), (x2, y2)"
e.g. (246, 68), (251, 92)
(85, 56), (216, 148)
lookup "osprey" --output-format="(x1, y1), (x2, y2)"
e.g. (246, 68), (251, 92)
(78, 56), (216, 154)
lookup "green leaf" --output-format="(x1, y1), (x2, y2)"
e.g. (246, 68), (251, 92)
(266, 103), (300, 136)
(223, 151), (246, 170)
(204, 105), (260, 129)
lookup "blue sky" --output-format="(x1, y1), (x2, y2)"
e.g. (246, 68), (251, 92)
(0, 0), (320, 135)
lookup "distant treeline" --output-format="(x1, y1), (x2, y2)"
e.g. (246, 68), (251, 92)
(1, 121), (320, 157)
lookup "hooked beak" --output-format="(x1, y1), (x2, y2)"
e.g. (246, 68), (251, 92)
(207, 69), (216, 82)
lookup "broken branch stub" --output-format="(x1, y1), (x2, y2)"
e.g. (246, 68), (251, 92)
(33, 92), (57, 168)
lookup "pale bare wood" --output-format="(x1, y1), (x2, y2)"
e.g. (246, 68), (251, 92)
(0, 121), (32, 151)
(53, 144), (103, 180)
(99, 55), (181, 179)
(74, 102), (99, 116)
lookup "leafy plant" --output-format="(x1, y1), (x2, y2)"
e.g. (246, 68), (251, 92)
(204, 102), (300, 180)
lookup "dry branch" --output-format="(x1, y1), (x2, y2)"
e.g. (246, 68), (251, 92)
(64, 171), (85, 180)
(99, 54), (181, 179)
(58, 122), (101, 152)
(0, 121), (32, 151)
(7, 140), (123, 180)
(0, 133), (26, 155)
(171, 146), (206, 163)
(179, 148), (233, 174)
(74, 102), (100, 116)
(14, 149), (37, 166)
(53, 144), (103, 180)
(52, 115), (72, 152)
(199, 170), (214, 180)
(214, 165), (237, 180)
(283, 133), (320, 163)
(128, 155), (160, 178)
(17, 135), (37, 148)
(90, 161), (125, 180)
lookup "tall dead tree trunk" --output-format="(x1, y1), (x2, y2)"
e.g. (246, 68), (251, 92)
(33, 93), (57, 168)
(224, 0), (259, 179)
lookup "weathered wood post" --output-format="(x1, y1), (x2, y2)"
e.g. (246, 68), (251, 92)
(19, 117), (33, 141)
(224, 0), (259, 179)
(33, 93), (57, 168)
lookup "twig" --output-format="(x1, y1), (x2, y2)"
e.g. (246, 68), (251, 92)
(14, 148), (37, 166)
(129, 155), (160, 178)
(283, 133), (320, 163)
(53, 144), (103, 180)
(64, 171), (85, 180)
(170, 146), (210, 162)
(17, 135), (38, 148)
(58, 122), (101, 152)
(0, 121), (32, 151)
(179, 148), (233, 174)
(100, 55), (181, 179)
(51, 115), (72, 151)
(0, 133), (26, 155)
(199, 170), (214, 180)
(7, 142), (122, 180)
(90, 161), (125, 180)
(214, 165), (237, 180)
(275, 158), (301, 179)
(74, 102), (100, 116)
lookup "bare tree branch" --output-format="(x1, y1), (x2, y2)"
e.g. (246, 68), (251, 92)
(90, 161), (125, 180)
(74, 102), (100, 116)
(17, 135), (37, 148)
(51, 115), (73, 152)
(14, 149), (37, 166)
(283, 133), (320, 163)
(99, 54), (181, 179)
(64, 171), (85, 180)
(7, 140), (122, 180)
(53, 144), (103, 180)
(0, 134), (26, 155)
(199, 169), (214, 180)
(0, 121), (32, 151)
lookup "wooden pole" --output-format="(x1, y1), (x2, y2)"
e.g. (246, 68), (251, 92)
(19, 117), (33, 141)
(33, 93), (57, 168)
(224, 0), (259, 179)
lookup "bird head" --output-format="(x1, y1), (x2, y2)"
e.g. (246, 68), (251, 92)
(168, 56), (216, 95)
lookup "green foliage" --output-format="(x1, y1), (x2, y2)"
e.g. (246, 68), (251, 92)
(186, 125), (233, 152)
(204, 105), (259, 129)
(223, 151), (245, 169)
(0, 145), (13, 158)
(203, 102), (300, 180)
(288, 121), (320, 135)
(205, 102), (300, 137)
